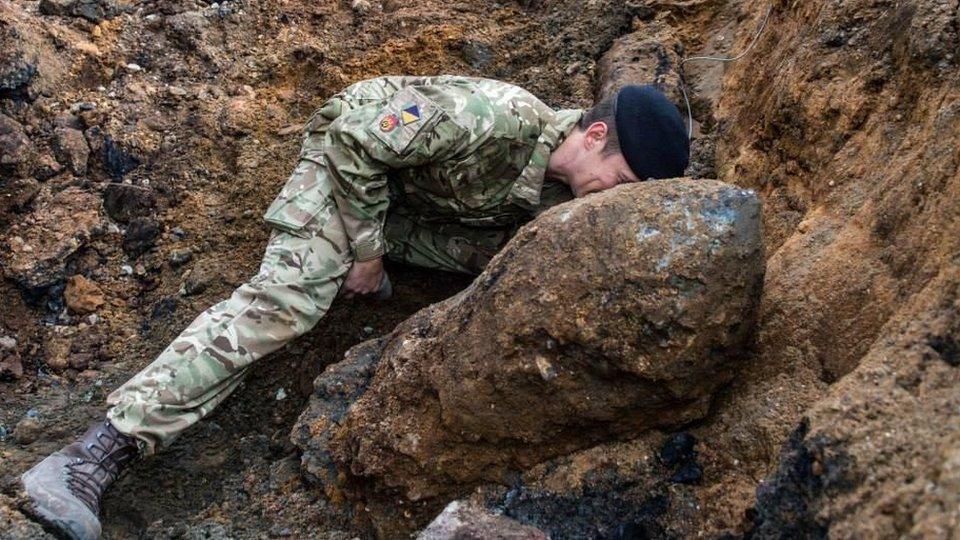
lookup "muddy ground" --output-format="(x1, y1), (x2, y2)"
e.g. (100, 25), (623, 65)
(2, 0), (959, 538)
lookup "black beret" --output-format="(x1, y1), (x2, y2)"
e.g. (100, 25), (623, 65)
(614, 85), (689, 180)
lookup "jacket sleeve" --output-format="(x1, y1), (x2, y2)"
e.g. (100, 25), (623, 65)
(323, 85), (469, 261)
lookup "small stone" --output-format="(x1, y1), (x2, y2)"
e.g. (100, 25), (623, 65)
(69, 353), (92, 370)
(362, 326), (375, 335)
(90, 24), (103, 38)
(38, 0), (73, 16)
(51, 126), (91, 175)
(14, 416), (43, 445)
(122, 217), (161, 256)
(103, 183), (156, 223)
(0, 115), (36, 171)
(0, 336), (17, 350)
(44, 338), (71, 371)
(120, 264), (133, 275)
(65, 275), (105, 314)
(275, 388), (288, 401)
(419, 500), (549, 540)
(350, 0), (372, 12)
(0, 356), (23, 379)
(180, 266), (212, 296)
(86, 314), (99, 325)
(125, 63), (143, 72)
(169, 247), (193, 266)
(534, 355), (557, 381)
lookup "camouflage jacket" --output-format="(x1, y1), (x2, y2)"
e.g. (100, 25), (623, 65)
(264, 75), (583, 261)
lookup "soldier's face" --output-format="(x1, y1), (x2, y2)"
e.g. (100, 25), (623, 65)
(569, 122), (638, 197)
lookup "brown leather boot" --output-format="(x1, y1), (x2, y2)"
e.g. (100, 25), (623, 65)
(20, 419), (139, 540)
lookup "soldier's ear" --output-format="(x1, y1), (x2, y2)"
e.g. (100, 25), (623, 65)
(583, 121), (608, 151)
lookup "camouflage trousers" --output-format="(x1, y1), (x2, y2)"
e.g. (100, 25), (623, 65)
(106, 159), (513, 455)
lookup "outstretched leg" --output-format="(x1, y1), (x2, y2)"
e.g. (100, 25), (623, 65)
(21, 156), (350, 540)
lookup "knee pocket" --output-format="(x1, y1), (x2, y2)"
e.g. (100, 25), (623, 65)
(263, 156), (337, 236)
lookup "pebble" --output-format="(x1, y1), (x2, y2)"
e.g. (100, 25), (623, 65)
(87, 314), (99, 325)
(125, 63), (143, 72)
(275, 388), (287, 401)
(120, 264), (134, 275)
(169, 247), (193, 266)
(15, 416), (43, 445)
(362, 326), (374, 335)
(0, 336), (16, 350)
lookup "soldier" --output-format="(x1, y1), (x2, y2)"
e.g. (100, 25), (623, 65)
(20, 76), (688, 539)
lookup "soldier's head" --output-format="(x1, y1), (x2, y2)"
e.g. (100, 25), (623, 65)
(555, 85), (689, 197)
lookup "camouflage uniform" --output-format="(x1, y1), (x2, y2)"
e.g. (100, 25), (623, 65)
(106, 75), (583, 454)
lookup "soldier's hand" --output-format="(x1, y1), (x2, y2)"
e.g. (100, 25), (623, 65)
(341, 257), (385, 299)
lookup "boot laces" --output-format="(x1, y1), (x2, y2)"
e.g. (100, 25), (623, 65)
(64, 424), (137, 514)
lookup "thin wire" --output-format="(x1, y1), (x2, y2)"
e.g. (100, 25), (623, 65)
(678, 4), (774, 139)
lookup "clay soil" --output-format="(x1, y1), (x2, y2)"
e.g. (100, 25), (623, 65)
(2, 0), (959, 538)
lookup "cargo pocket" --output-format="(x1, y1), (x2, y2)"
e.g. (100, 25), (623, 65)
(263, 155), (337, 237)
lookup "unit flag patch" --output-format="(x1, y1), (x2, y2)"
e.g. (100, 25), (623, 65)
(369, 86), (440, 155)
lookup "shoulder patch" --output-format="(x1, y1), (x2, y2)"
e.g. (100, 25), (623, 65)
(369, 86), (440, 155)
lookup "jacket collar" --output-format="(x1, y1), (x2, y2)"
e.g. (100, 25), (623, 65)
(509, 108), (584, 208)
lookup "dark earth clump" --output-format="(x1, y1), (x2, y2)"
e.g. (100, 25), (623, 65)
(122, 217), (161, 256)
(745, 420), (851, 539)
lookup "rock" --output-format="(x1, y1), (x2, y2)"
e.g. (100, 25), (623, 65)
(460, 40), (495, 68)
(180, 265), (212, 296)
(0, 32), (37, 101)
(350, 0), (372, 12)
(102, 182), (156, 223)
(53, 111), (82, 129)
(14, 416), (43, 445)
(51, 126), (90, 175)
(44, 337), (71, 371)
(64, 275), (105, 314)
(0, 115), (35, 173)
(0, 188), (104, 290)
(68, 353), (91, 370)
(293, 180), (763, 523)
(0, 336), (16, 350)
(418, 501), (548, 540)
(38, 0), (73, 16)
(122, 217), (161, 256)
(0, 355), (23, 379)
(40, 0), (121, 22)
(0, 178), (40, 215)
(100, 135), (141, 180)
(168, 247), (193, 266)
